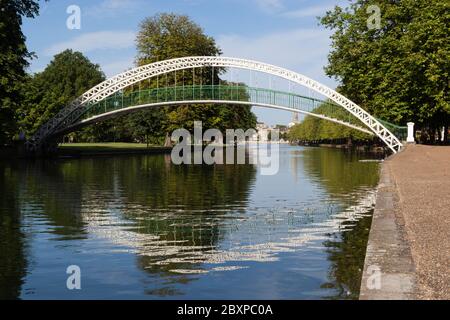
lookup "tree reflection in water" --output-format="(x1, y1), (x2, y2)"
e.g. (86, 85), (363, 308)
(0, 162), (28, 300)
(301, 147), (381, 299)
(0, 146), (382, 299)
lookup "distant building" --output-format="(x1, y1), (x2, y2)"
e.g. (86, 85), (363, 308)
(248, 123), (272, 142)
(249, 123), (288, 142)
(288, 112), (299, 128)
(274, 124), (288, 133)
(251, 122), (270, 142)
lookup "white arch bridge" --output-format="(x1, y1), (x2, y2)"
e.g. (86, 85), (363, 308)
(27, 56), (404, 153)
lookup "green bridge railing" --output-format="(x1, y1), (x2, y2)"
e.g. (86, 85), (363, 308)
(78, 84), (407, 140)
(376, 118), (408, 141)
(82, 84), (342, 118)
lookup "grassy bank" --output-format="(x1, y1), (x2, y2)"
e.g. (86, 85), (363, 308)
(58, 143), (172, 156)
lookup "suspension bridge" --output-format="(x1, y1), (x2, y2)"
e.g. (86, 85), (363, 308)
(26, 56), (406, 153)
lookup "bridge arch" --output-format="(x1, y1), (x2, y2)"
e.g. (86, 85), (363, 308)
(30, 56), (403, 153)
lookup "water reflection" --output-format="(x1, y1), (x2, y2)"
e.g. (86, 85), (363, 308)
(301, 148), (380, 299)
(0, 162), (28, 299)
(0, 146), (381, 299)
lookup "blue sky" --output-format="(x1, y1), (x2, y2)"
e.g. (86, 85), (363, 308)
(23, 0), (348, 125)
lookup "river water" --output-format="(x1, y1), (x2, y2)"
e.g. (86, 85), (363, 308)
(0, 145), (382, 300)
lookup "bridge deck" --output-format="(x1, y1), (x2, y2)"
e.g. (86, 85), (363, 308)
(75, 85), (373, 135)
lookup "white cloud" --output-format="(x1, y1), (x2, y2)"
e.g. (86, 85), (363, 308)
(102, 58), (135, 77)
(217, 28), (334, 84)
(282, 4), (335, 18)
(254, 0), (284, 12)
(44, 31), (136, 56)
(100, 0), (136, 10)
(217, 27), (339, 125)
(85, 0), (142, 17)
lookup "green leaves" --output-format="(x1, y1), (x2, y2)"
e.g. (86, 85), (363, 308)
(4, 11), (256, 145)
(288, 102), (372, 143)
(128, 13), (256, 140)
(0, 0), (43, 145)
(136, 13), (221, 64)
(320, 0), (450, 131)
(19, 50), (105, 136)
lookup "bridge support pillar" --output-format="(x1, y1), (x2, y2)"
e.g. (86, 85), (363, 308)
(407, 122), (415, 143)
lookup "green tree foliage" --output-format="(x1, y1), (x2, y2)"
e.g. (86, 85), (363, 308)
(136, 13), (220, 65)
(299, 148), (380, 299)
(288, 102), (372, 143)
(20, 50), (105, 136)
(17, 13), (256, 145)
(132, 13), (256, 137)
(0, 0), (42, 145)
(320, 0), (449, 137)
(125, 108), (167, 146)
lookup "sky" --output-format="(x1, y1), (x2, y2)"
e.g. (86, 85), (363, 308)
(22, 0), (349, 126)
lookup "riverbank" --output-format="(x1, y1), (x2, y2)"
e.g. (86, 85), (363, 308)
(2, 143), (172, 159)
(360, 145), (450, 300)
(58, 143), (172, 157)
(292, 142), (387, 153)
(318, 143), (386, 153)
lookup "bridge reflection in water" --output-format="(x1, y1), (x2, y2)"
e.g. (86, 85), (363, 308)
(0, 146), (380, 299)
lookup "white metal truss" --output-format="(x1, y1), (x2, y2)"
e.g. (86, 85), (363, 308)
(29, 56), (403, 153)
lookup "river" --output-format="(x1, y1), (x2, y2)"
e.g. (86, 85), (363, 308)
(0, 145), (382, 299)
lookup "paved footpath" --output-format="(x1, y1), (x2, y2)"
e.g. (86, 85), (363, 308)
(361, 145), (449, 300)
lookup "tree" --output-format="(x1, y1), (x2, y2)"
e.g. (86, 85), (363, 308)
(132, 13), (256, 140)
(320, 0), (449, 142)
(0, 0), (42, 145)
(125, 108), (167, 146)
(136, 13), (220, 65)
(287, 101), (372, 143)
(20, 50), (105, 137)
